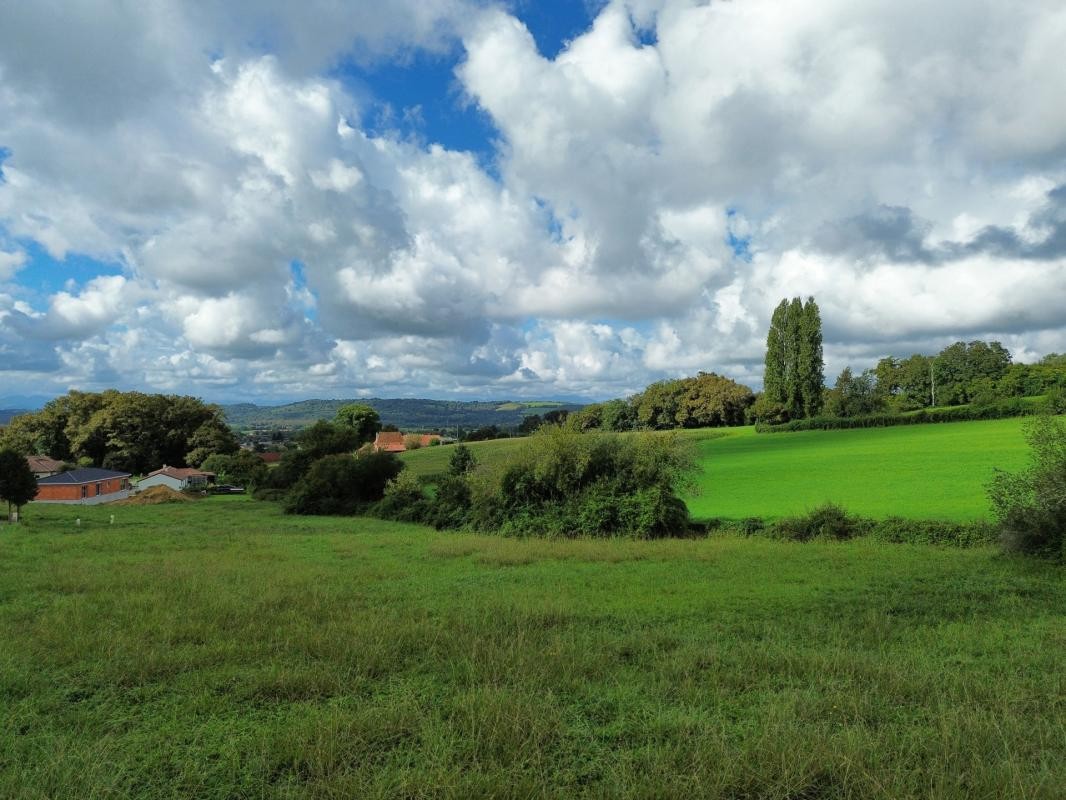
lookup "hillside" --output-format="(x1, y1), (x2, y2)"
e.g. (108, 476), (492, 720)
(221, 398), (584, 431)
(0, 409), (28, 425)
(402, 417), (1042, 521)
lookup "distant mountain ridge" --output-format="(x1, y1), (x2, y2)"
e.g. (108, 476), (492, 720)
(0, 409), (29, 425)
(221, 398), (585, 431)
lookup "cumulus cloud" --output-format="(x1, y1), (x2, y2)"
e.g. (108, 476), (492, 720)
(1, 0), (1066, 402)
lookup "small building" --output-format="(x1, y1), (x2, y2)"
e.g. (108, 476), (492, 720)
(372, 432), (443, 453)
(35, 468), (132, 505)
(373, 431), (406, 452)
(26, 455), (64, 478)
(137, 466), (215, 493)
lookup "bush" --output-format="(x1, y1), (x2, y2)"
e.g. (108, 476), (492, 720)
(868, 516), (997, 547)
(988, 415), (1066, 559)
(464, 426), (698, 538)
(770, 503), (858, 541)
(284, 452), (402, 516)
(448, 444), (477, 476)
(424, 474), (472, 530)
(708, 509), (997, 548)
(372, 470), (431, 523)
(1043, 386), (1066, 415)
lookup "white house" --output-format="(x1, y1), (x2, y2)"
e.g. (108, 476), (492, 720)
(136, 465), (215, 492)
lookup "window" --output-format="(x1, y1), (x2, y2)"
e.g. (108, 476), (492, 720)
(95, 483), (102, 496)
(81, 485), (87, 499)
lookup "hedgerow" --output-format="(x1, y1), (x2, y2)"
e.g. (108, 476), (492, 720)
(755, 397), (1041, 433)
(708, 505), (998, 547)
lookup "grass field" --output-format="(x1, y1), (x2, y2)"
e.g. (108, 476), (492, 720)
(2, 498), (1064, 798)
(403, 418), (1040, 521)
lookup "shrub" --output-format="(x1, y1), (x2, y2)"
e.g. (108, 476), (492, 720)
(868, 516), (997, 547)
(448, 444), (477, 476)
(425, 474), (473, 530)
(1043, 386), (1066, 415)
(988, 415), (1066, 559)
(284, 452), (402, 516)
(464, 426), (698, 538)
(372, 470), (430, 523)
(769, 503), (859, 541)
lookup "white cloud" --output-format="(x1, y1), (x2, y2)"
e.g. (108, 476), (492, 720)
(2, 0), (1066, 402)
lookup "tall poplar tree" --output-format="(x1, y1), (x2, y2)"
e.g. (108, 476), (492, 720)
(763, 296), (825, 419)
(764, 299), (789, 406)
(798, 297), (825, 416)
(785, 297), (805, 418)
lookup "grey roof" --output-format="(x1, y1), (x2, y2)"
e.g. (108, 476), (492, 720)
(37, 468), (132, 485)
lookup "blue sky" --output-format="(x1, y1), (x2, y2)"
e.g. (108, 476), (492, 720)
(1, 0), (1064, 406)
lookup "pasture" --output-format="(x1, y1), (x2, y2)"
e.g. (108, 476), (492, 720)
(403, 417), (1039, 521)
(1, 498), (1064, 798)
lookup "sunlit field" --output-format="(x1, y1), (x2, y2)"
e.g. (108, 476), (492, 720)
(1, 498), (1063, 798)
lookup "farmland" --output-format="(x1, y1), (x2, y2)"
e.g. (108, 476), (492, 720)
(402, 417), (1039, 521)
(1, 498), (1064, 798)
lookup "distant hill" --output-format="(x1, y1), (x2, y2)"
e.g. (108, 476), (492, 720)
(0, 409), (29, 425)
(221, 398), (585, 432)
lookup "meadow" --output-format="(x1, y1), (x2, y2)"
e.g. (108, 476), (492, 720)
(2, 498), (1064, 798)
(402, 417), (1038, 521)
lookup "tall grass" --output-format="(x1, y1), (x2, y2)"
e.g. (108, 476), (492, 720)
(1, 498), (1063, 797)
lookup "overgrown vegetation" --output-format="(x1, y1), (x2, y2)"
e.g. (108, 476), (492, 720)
(378, 426), (699, 538)
(709, 503), (998, 548)
(756, 396), (1046, 432)
(283, 452), (402, 516)
(988, 415), (1066, 560)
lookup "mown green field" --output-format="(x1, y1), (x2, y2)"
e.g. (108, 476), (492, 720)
(2, 498), (1064, 798)
(404, 418), (1039, 521)
(687, 417), (1036, 521)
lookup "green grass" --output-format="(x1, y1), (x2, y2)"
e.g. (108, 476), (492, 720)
(400, 428), (728, 479)
(2, 497), (1064, 798)
(400, 436), (531, 478)
(687, 417), (1038, 522)
(403, 418), (1038, 521)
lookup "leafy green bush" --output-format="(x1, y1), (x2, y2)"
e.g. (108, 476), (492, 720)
(448, 426), (699, 538)
(284, 452), (402, 516)
(770, 503), (857, 541)
(707, 509), (997, 548)
(988, 415), (1066, 559)
(868, 516), (997, 547)
(424, 474), (473, 530)
(372, 470), (431, 523)
(448, 444), (477, 476)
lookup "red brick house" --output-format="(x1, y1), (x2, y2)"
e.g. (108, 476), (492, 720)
(257, 452), (282, 464)
(35, 468), (132, 504)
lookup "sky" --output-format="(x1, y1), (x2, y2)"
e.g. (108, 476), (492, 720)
(1, 0), (1065, 406)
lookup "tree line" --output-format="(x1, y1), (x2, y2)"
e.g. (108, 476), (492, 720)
(0, 390), (240, 474)
(824, 344), (1066, 419)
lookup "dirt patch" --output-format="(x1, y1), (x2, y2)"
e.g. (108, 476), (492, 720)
(113, 486), (198, 505)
